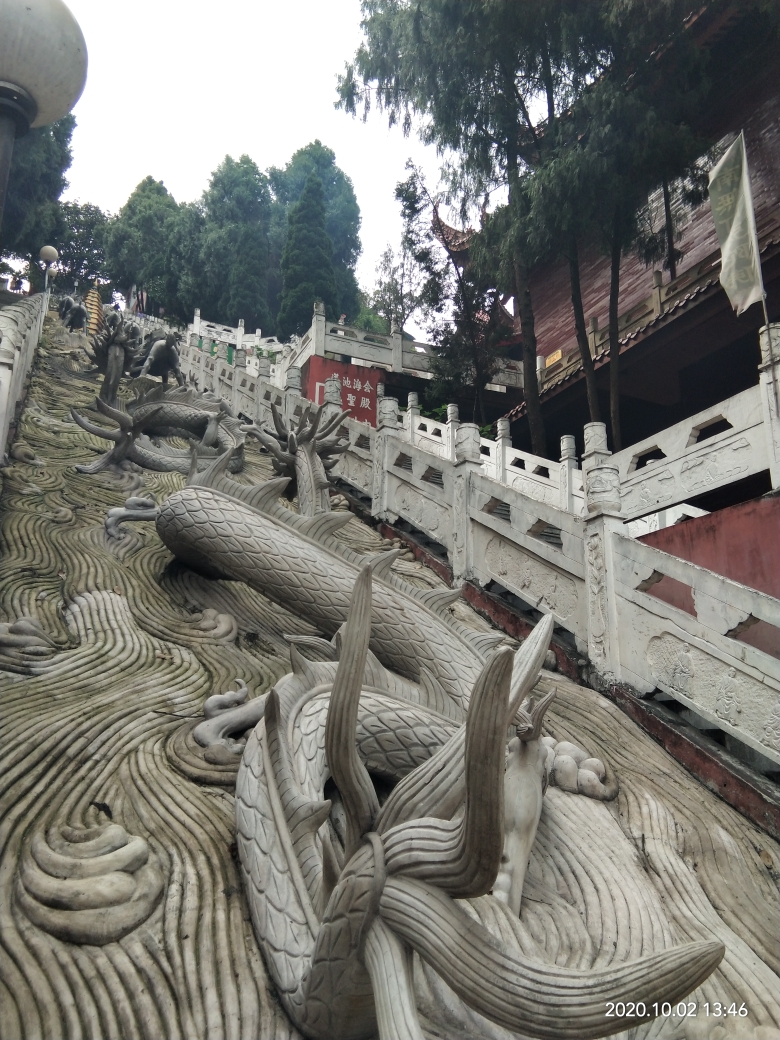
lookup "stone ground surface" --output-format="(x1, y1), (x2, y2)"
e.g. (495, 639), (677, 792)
(0, 315), (778, 1040)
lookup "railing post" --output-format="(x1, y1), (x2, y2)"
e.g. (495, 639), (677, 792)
(233, 346), (246, 414)
(372, 396), (399, 519)
(496, 416), (510, 483)
(759, 323), (780, 489)
(391, 321), (403, 372)
(559, 434), (577, 512)
(323, 374), (343, 427)
(406, 391), (419, 446)
(581, 421), (622, 684)
(193, 308), (201, 339)
(451, 423), (481, 585)
(581, 421), (621, 514)
(444, 402), (460, 464)
(285, 366), (302, 394)
(236, 318), (244, 355)
(313, 301), (326, 357)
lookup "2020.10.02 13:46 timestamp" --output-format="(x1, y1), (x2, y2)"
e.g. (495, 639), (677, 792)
(605, 1001), (749, 1019)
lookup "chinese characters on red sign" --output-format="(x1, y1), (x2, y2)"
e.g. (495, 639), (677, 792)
(302, 355), (383, 426)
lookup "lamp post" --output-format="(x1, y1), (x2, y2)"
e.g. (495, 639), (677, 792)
(0, 0), (87, 231)
(39, 244), (57, 291)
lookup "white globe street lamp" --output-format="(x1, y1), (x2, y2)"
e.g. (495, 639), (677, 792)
(40, 243), (58, 290)
(0, 0), (87, 231)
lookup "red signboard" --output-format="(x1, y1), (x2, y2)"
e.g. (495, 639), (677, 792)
(302, 355), (383, 427)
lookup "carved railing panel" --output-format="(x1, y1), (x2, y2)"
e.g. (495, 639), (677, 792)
(612, 532), (780, 764)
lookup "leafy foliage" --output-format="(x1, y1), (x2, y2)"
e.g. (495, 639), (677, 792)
(268, 141), (361, 320)
(52, 201), (108, 294)
(1, 116), (75, 262)
(395, 164), (507, 425)
(371, 242), (429, 333)
(102, 141), (361, 333)
(103, 177), (179, 305)
(277, 173), (339, 339)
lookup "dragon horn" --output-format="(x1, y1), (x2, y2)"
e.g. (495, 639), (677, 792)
(317, 409), (351, 441)
(244, 425), (293, 466)
(507, 613), (554, 722)
(324, 565), (379, 862)
(70, 408), (121, 442)
(270, 401), (288, 439)
(381, 876), (724, 1040)
(306, 404), (323, 441)
(380, 647), (513, 897)
(94, 397), (132, 430)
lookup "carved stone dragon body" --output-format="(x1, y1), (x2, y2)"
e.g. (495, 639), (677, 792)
(129, 450), (725, 1040)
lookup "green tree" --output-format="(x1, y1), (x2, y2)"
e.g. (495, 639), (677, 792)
(1, 115), (75, 261)
(103, 177), (179, 306)
(199, 155), (273, 334)
(277, 172), (339, 339)
(395, 165), (505, 424)
(338, 1), (572, 456)
(371, 242), (428, 334)
(53, 201), (108, 294)
(268, 141), (361, 320)
(559, 1), (711, 450)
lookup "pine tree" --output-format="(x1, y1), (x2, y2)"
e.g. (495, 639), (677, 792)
(277, 173), (338, 339)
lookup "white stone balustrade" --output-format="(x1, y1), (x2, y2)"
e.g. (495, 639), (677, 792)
(0, 292), (47, 458)
(176, 323), (780, 766)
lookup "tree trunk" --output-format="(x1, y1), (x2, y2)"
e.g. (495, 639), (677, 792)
(567, 236), (601, 423)
(662, 178), (677, 281)
(608, 210), (623, 452)
(514, 259), (547, 458)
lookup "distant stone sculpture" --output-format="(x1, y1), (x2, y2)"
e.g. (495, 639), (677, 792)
(85, 311), (142, 405)
(130, 330), (186, 388)
(60, 296), (88, 331)
(241, 402), (351, 514)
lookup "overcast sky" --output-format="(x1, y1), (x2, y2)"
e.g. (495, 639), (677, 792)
(61, 0), (447, 297)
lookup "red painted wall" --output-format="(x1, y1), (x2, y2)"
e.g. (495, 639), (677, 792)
(302, 356), (383, 426)
(528, 88), (780, 359)
(638, 496), (780, 657)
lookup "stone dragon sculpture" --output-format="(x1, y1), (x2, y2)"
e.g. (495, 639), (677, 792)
(109, 446), (724, 1038)
(241, 401), (351, 515)
(71, 385), (245, 476)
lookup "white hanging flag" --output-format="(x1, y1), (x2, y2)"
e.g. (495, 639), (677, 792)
(708, 131), (765, 316)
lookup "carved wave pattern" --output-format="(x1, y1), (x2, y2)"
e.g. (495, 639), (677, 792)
(0, 322), (777, 1040)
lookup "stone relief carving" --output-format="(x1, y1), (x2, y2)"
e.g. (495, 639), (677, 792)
(337, 450), (372, 492)
(4, 319), (780, 1040)
(679, 436), (751, 493)
(16, 821), (164, 945)
(764, 700), (780, 754)
(484, 535), (578, 620)
(584, 463), (621, 513)
(71, 384), (245, 476)
(393, 483), (446, 536)
(586, 531), (608, 660)
(647, 633), (779, 755)
(714, 667), (742, 726)
(621, 467), (675, 513)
